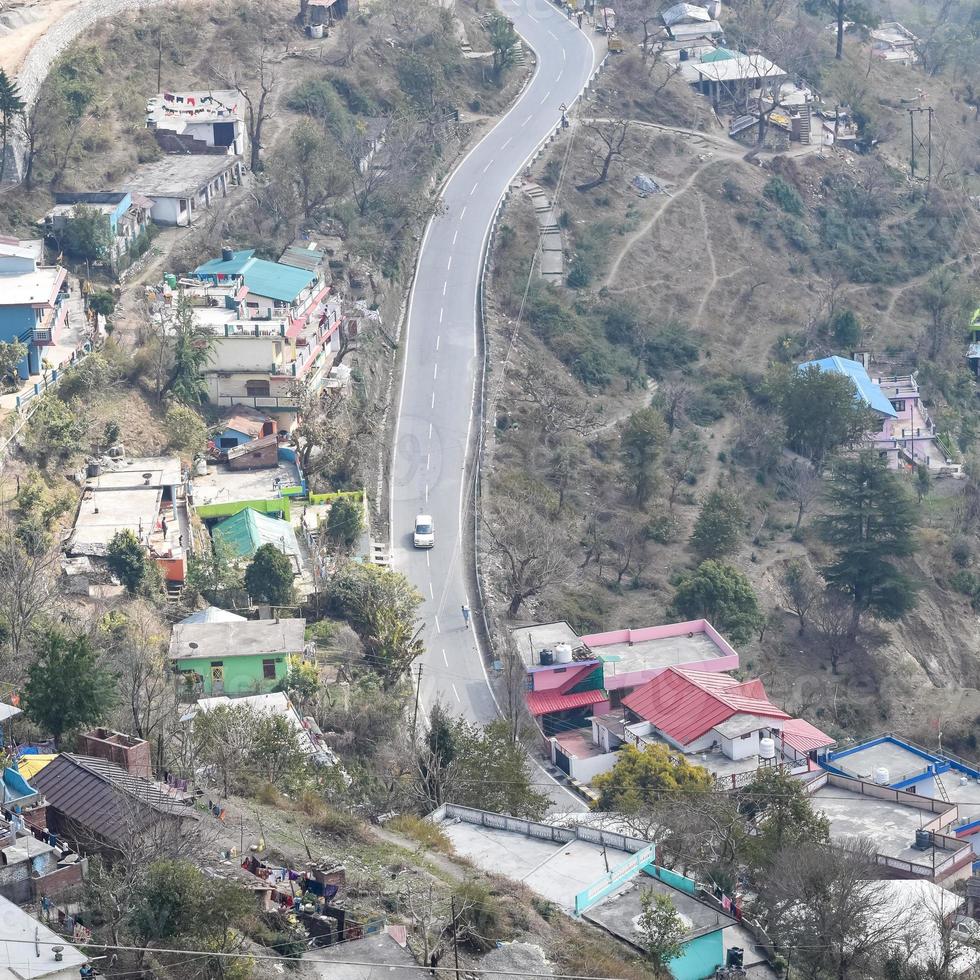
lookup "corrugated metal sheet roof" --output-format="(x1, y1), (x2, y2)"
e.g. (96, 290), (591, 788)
(31, 754), (195, 844)
(526, 688), (608, 716)
(622, 668), (789, 746)
(194, 251), (317, 303)
(780, 718), (835, 753)
(797, 356), (899, 418)
(178, 606), (247, 625)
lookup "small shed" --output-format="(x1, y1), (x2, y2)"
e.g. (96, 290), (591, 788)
(215, 405), (276, 450)
(227, 434), (280, 471)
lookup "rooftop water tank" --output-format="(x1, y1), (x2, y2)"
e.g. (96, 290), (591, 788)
(555, 642), (573, 664)
(759, 737), (776, 760)
(539, 649), (554, 666)
(221, 246), (234, 262)
(874, 767), (890, 785)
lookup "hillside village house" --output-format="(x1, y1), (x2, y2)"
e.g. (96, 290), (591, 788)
(870, 22), (920, 64)
(30, 728), (197, 853)
(799, 356), (958, 472)
(214, 405), (278, 452)
(593, 667), (834, 786)
(42, 192), (153, 268)
(817, 734), (980, 860)
(146, 90), (248, 157)
(0, 237), (68, 378)
(67, 455), (191, 585)
(661, 2), (722, 44)
(148, 245), (343, 424)
(122, 156), (243, 227)
(169, 616), (307, 696)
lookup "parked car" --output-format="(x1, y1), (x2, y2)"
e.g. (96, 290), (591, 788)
(413, 514), (434, 549)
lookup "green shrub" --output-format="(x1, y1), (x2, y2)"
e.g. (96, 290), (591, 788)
(764, 176), (804, 215)
(952, 538), (973, 567)
(388, 814), (454, 854)
(453, 881), (505, 951)
(950, 569), (979, 596)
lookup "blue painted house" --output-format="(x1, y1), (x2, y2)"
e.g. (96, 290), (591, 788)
(585, 863), (738, 979)
(797, 355), (899, 419)
(215, 405), (276, 450)
(194, 248), (321, 321)
(0, 237), (67, 378)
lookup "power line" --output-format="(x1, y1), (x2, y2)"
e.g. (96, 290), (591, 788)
(0, 936), (631, 979)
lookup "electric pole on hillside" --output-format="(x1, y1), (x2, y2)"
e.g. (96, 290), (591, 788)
(907, 106), (934, 190)
(411, 663), (424, 741)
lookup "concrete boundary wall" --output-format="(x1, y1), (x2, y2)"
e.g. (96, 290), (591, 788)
(431, 803), (649, 854)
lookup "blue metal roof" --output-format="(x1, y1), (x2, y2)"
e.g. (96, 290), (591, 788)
(194, 249), (255, 276)
(194, 250), (316, 303)
(797, 356), (898, 418)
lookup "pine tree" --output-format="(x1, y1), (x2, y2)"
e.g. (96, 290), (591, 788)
(0, 69), (25, 184)
(819, 451), (918, 638)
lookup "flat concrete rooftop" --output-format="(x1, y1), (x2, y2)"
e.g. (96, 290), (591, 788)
(190, 459), (301, 509)
(511, 621), (582, 668)
(590, 631), (724, 676)
(123, 154), (240, 197)
(810, 784), (947, 866)
(831, 740), (935, 784)
(438, 820), (611, 910)
(70, 486), (162, 553)
(586, 875), (730, 945)
(89, 455), (182, 490)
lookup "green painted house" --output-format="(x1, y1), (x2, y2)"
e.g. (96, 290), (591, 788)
(169, 616), (306, 697)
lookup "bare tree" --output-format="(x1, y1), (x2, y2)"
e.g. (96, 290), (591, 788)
(482, 499), (575, 617)
(103, 600), (180, 743)
(777, 559), (820, 634)
(776, 458), (823, 533)
(810, 591), (853, 673)
(665, 429), (707, 512)
(511, 361), (602, 441)
(657, 381), (691, 435)
(0, 518), (61, 667)
(578, 116), (631, 191)
(606, 513), (650, 587)
(757, 840), (912, 979)
(340, 113), (428, 216)
(548, 438), (587, 516)
(210, 46), (278, 172)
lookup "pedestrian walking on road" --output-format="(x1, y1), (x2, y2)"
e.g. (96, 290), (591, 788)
(461, 603), (471, 628)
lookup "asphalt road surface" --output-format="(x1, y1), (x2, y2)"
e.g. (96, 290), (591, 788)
(390, 1), (599, 810)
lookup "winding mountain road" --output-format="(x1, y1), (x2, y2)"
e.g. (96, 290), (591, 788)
(390, 1), (599, 808)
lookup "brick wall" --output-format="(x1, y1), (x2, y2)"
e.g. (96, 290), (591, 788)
(76, 729), (151, 777)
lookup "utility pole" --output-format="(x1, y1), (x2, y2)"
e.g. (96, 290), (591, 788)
(156, 28), (163, 93)
(411, 663), (423, 741)
(908, 106), (917, 180)
(927, 105), (933, 190)
(450, 897), (461, 979)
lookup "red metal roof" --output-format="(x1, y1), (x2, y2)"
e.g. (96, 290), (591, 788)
(779, 717), (835, 754)
(526, 688), (608, 717)
(622, 668), (789, 746)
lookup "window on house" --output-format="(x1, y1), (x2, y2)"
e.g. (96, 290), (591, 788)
(210, 661), (223, 668)
(740, 732), (753, 740)
(262, 659), (276, 679)
(246, 380), (270, 397)
(892, 400), (906, 412)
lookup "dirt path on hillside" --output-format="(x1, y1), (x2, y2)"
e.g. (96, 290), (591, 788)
(603, 157), (721, 289)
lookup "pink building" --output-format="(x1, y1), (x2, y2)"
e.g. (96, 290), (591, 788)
(512, 619), (740, 757)
(872, 374), (958, 473)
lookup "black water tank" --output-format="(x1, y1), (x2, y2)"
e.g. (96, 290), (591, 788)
(727, 948), (744, 968)
(539, 649), (554, 666)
